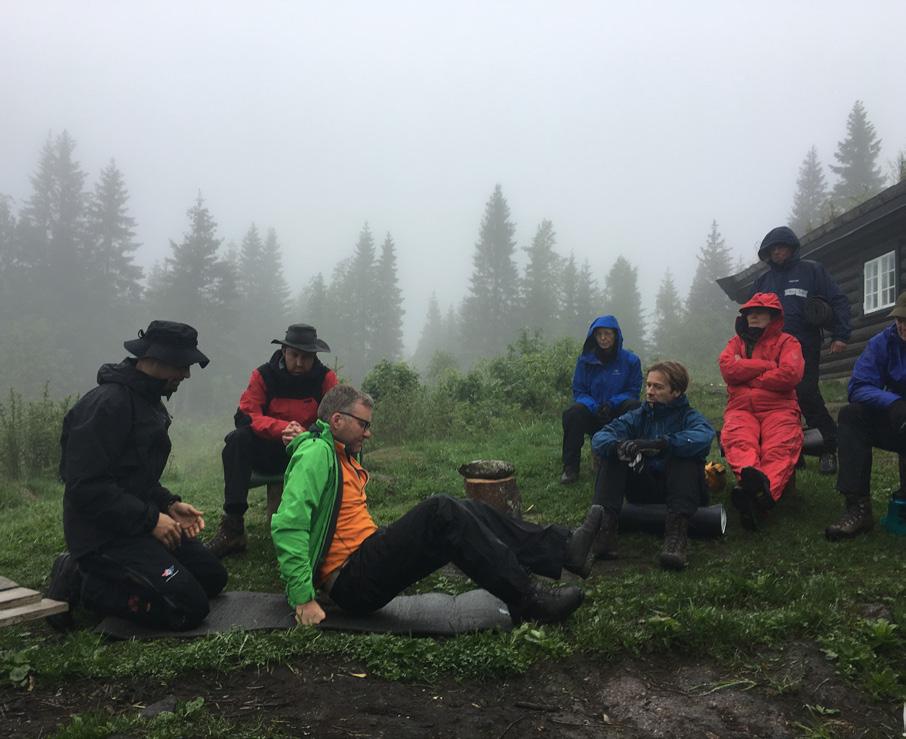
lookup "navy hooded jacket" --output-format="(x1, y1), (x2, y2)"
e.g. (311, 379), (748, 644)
(848, 323), (906, 409)
(571, 316), (642, 414)
(591, 394), (715, 473)
(751, 229), (850, 350)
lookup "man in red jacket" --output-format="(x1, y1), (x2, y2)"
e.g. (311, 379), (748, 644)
(207, 324), (338, 558)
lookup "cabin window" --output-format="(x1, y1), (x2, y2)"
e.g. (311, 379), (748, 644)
(863, 250), (897, 314)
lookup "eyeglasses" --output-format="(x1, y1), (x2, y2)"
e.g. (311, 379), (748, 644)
(338, 411), (372, 431)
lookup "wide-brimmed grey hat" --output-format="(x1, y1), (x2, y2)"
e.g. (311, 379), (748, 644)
(124, 320), (210, 368)
(889, 292), (906, 319)
(271, 324), (331, 353)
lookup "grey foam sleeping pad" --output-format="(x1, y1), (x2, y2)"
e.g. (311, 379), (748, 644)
(457, 460), (516, 479)
(95, 589), (513, 639)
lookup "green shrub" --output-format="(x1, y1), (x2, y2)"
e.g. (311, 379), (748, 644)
(0, 384), (72, 481)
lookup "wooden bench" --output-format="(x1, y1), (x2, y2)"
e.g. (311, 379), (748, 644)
(249, 470), (284, 530)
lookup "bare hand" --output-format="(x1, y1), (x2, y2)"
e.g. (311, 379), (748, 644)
(152, 512), (183, 550)
(168, 502), (205, 538)
(734, 353), (741, 360)
(282, 421), (305, 446)
(830, 340), (847, 354)
(295, 600), (326, 626)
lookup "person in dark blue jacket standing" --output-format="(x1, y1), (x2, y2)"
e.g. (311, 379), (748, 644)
(591, 361), (715, 570)
(560, 316), (642, 485)
(752, 226), (851, 475)
(826, 292), (906, 540)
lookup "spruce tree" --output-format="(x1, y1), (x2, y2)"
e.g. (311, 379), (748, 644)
(602, 256), (645, 356)
(261, 228), (291, 325)
(789, 146), (829, 236)
(372, 232), (404, 363)
(831, 100), (885, 207)
(683, 221), (737, 372)
(521, 219), (561, 339)
(460, 185), (520, 364)
(651, 270), (686, 360)
(412, 292), (444, 371)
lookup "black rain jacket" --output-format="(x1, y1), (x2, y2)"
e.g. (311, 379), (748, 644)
(60, 359), (180, 558)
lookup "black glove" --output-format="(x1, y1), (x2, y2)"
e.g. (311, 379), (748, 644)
(889, 400), (906, 434)
(634, 437), (669, 453)
(617, 440), (640, 461)
(596, 402), (613, 423)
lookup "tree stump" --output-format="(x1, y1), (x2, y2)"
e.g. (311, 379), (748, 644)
(460, 459), (522, 519)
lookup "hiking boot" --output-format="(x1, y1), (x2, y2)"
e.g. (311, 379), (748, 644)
(508, 583), (585, 626)
(795, 455), (806, 470)
(45, 552), (82, 631)
(825, 496), (873, 541)
(819, 452), (838, 475)
(593, 509), (619, 559)
(740, 466), (774, 519)
(560, 466), (579, 485)
(659, 512), (689, 570)
(206, 514), (247, 558)
(563, 505), (603, 578)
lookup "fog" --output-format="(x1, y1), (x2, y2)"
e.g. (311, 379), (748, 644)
(2, 0), (906, 353)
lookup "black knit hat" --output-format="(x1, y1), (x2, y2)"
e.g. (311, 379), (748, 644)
(124, 321), (210, 368)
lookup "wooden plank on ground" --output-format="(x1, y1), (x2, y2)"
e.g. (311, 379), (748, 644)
(0, 576), (18, 591)
(0, 587), (41, 610)
(0, 598), (68, 628)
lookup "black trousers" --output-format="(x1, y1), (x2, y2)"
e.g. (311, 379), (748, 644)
(78, 536), (228, 630)
(329, 496), (570, 613)
(797, 343), (836, 450)
(562, 400), (641, 469)
(222, 426), (289, 515)
(593, 455), (707, 517)
(836, 403), (906, 497)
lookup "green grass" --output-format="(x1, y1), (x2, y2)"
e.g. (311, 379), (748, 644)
(1, 378), (904, 725)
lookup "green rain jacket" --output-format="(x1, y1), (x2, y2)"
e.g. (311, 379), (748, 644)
(271, 419), (344, 607)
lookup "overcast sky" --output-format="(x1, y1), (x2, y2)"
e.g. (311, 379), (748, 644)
(3, 1), (905, 352)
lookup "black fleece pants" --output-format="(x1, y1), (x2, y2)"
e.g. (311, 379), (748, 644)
(562, 399), (641, 470)
(329, 496), (570, 612)
(592, 455), (707, 517)
(78, 536), (228, 630)
(222, 426), (289, 515)
(796, 343), (837, 451)
(836, 402), (906, 498)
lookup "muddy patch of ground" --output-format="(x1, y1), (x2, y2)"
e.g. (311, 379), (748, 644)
(0, 643), (897, 737)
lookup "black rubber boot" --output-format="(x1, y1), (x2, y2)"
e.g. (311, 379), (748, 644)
(45, 552), (82, 631)
(659, 512), (689, 570)
(206, 514), (247, 558)
(825, 496), (873, 541)
(593, 509), (619, 559)
(508, 583), (585, 626)
(560, 466), (579, 485)
(563, 505), (603, 578)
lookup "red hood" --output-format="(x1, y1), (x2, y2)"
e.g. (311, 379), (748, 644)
(736, 292), (784, 339)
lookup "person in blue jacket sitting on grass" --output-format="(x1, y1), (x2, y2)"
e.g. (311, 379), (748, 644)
(591, 361), (715, 571)
(560, 315), (642, 485)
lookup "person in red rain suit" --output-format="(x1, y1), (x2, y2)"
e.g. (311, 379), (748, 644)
(719, 292), (805, 530)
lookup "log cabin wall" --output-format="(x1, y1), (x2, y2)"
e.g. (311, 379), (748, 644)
(717, 179), (906, 380)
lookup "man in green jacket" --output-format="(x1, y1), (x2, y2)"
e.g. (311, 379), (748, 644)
(272, 385), (603, 626)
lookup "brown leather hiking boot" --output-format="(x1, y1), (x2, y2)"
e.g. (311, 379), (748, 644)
(508, 583), (585, 626)
(659, 512), (688, 570)
(206, 514), (247, 558)
(593, 509), (619, 559)
(563, 505), (603, 578)
(825, 496), (873, 541)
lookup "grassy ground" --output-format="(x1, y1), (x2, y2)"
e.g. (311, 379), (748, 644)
(1, 379), (904, 736)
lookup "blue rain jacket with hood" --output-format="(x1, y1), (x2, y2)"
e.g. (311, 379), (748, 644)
(848, 323), (906, 408)
(751, 226), (850, 350)
(591, 394), (715, 474)
(571, 316), (642, 414)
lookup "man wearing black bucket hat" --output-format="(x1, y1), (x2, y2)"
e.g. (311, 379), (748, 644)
(751, 226), (851, 475)
(827, 292), (906, 540)
(208, 324), (338, 558)
(45, 321), (227, 631)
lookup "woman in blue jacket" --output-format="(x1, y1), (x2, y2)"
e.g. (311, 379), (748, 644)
(561, 316), (642, 485)
(591, 361), (715, 570)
